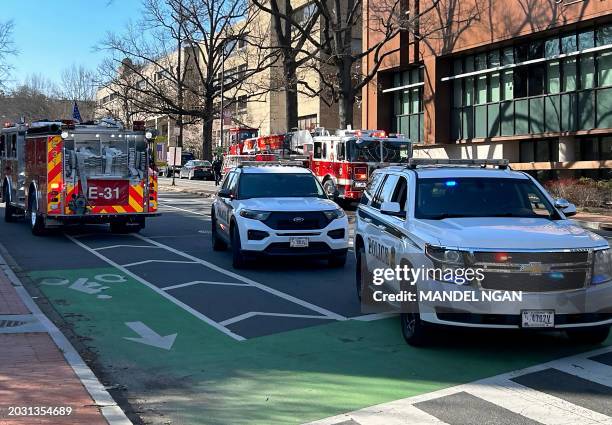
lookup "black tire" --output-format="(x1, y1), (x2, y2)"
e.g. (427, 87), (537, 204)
(211, 213), (227, 251)
(355, 244), (374, 303)
(566, 326), (610, 345)
(323, 179), (337, 200)
(400, 312), (430, 347)
(231, 225), (247, 269)
(328, 252), (347, 268)
(29, 196), (46, 236)
(4, 187), (15, 223)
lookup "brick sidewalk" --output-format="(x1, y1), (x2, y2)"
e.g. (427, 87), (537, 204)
(0, 272), (109, 425)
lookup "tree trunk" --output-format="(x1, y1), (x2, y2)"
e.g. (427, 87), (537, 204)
(284, 56), (298, 131)
(338, 59), (354, 129)
(202, 97), (214, 161)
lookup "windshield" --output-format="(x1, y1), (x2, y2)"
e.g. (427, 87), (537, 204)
(193, 160), (211, 166)
(238, 173), (326, 199)
(347, 139), (411, 163)
(64, 133), (147, 180)
(415, 177), (559, 220)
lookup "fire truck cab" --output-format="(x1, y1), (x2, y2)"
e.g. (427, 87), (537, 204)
(302, 129), (412, 201)
(1, 119), (160, 235)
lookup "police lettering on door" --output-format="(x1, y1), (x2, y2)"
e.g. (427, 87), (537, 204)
(368, 237), (395, 267)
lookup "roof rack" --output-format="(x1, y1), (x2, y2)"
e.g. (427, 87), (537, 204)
(406, 158), (510, 170)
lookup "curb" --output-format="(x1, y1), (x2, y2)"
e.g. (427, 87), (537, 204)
(0, 251), (132, 425)
(571, 219), (612, 231)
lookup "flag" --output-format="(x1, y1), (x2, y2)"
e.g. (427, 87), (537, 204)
(72, 101), (82, 123)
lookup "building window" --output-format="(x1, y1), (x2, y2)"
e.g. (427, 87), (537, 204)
(447, 23), (612, 141)
(389, 65), (424, 142)
(298, 114), (318, 130)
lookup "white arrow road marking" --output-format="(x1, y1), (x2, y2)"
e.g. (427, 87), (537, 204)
(123, 321), (177, 350)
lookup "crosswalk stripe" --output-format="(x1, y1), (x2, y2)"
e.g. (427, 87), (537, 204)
(550, 357), (612, 389)
(590, 351), (612, 367)
(512, 368), (612, 417)
(306, 403), (449, 425)
(462, 376), (612, 425)
(414, 391), (543, 425)
(304, 346), (612, 425)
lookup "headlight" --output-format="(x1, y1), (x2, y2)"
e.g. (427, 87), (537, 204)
(239, 209), (271, 221)
(323, 209), (346, 221)
(593, 248), (612, 285)
(425, 245), (465, 265)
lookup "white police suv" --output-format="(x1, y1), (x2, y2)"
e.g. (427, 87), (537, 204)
(355, 159), (612, 346)
(211, 165), (349, 268)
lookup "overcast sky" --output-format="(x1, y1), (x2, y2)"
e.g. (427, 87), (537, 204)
(4, 0), (142, 87)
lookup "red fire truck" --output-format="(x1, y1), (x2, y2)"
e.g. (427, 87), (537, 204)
(299, 129), (412, 201)
(0, 119), (160, 235)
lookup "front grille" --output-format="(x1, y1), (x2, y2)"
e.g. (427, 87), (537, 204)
(474, 250), (591, 293)
(264, 211), (330, 230)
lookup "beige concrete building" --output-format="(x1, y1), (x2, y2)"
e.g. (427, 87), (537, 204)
(96, 1), (362, 158)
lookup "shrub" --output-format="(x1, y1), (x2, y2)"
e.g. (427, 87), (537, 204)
(543, 178), (612, 209)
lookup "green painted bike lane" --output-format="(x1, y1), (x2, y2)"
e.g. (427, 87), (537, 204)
(30, 267), (612, 425)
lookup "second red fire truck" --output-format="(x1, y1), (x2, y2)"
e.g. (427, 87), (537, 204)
(1, 119), (160, 235)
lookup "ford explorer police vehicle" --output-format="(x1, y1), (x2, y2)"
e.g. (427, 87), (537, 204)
(211, 165), (349, 268)
(355, 158), (612, 346)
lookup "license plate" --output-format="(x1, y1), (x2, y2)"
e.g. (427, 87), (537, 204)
(354, 182), (367, 188)
(87, 180), (129, 206)
(290, 237), (309, 248)
(521, 310), (555, 328)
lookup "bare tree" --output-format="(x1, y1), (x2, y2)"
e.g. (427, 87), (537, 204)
(0, 20), (16, 88)
(60, 64), (97, 101)
(250, 0), (321, 131)
(98, 0), (275, 160)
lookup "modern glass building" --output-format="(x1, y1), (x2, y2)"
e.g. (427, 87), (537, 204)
(362, 0), (612, 178)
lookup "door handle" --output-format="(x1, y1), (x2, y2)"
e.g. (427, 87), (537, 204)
(362, 217), (372, 223)
(377, 224), (386, 231)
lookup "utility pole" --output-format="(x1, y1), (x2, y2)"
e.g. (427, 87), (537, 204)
(219, 41), (225, 152)
(172, 1), (185, 186)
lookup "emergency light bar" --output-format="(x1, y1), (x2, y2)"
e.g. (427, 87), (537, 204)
(406, 158), (510, 169)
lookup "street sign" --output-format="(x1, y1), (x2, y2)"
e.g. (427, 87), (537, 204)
(168, 146), (183, 167)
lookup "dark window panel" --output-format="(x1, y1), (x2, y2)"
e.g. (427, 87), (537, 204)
(545, 95), (561, 133)
(545, 37), (560, 58)
(529, 97), (544, 133)
(561, 33), (578, 54)
(578, 30), (594, 50)
(529, 40), (544, 59)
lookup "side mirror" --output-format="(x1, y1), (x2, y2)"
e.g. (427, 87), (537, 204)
(380, 201), (405, 218)
(218, 188), (232, 199)
(555, 198), (577, 217)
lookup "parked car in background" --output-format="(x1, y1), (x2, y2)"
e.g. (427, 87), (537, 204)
(180, 160), (213, 180)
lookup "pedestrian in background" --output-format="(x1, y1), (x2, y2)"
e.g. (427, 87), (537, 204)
(212, 156), (223, 186)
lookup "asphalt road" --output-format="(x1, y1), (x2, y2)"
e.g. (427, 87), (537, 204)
(1, 193), (611, 425)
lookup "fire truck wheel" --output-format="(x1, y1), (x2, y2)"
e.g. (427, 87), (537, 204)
(231, 225), (247, 269)
(4, 188), (15, 223)
(323, 180), (338, 200)
(29, 197), (46, 236)
(328, 252), (347, 268)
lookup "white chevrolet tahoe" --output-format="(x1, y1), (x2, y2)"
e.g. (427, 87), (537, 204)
(355, 159), (612, 346)
(212, 166), (349, 269)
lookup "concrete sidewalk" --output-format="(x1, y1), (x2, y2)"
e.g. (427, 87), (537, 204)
(572, 211), (612, 231)
(0, 257), (129, 424)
